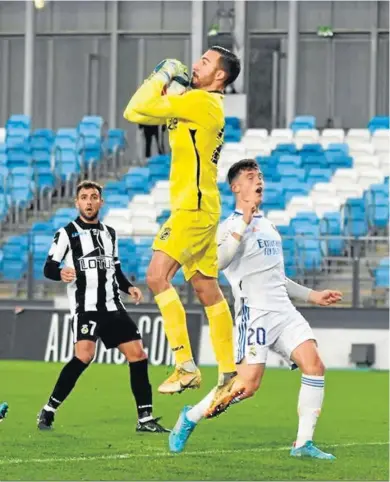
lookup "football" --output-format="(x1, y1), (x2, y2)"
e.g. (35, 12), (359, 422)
(162, 72), (191, 96)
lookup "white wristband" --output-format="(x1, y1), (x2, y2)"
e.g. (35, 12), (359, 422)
(234, 219), (248, 237)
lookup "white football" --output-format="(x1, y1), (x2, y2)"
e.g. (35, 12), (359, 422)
(163, 73), (191, 96)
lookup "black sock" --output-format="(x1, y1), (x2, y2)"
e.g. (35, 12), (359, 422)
(46, 357), (89, 410)
(129, 359), (153, 420)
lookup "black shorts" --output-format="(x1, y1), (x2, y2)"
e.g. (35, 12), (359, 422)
(72, 310), (141, 349)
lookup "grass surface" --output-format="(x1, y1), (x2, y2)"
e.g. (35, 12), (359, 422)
(0, 361), (388, 480)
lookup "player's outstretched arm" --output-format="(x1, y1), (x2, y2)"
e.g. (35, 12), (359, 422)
(125, 60), (210, 127)
(286, 278), (342, 306)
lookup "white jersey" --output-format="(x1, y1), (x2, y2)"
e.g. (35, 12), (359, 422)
(218, 210), (295, 316)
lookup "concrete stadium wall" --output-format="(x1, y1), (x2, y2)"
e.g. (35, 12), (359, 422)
(0, 1), (388, 131)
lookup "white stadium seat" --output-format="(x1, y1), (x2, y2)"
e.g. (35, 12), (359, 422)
(313, 198), (342, 218)
(131, 220), (160, 236)
(312, 182), (337, 196)
(321, 128), (345, 142)
(270, 128), (293, 140)
(130, 206), (157, 223)
(378, 153), (389, 176)
(347, 141), (375, 155)
(104, 208), (131, 223)
(243, 128), (268, 140)
(130, 194), (155, 206)
(346, 128), (371, 142)
(353, 155), (380, 169)
(332, 168), (359, 184)
(287, 196), (314, 217)
(372, 135), (390, 153)
(0, 127), (5, 143)
(295, 129), (320, 143)
(336, 184), (364, 203)
(356, 169), (384, 190)
(266, 210), (291, 226)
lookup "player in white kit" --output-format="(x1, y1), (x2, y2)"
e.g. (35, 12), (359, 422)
(169, 159), (342, 459)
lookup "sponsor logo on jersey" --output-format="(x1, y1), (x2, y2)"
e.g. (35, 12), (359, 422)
(79, 247), (115, 271)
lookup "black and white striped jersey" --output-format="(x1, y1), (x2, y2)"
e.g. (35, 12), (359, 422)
(45, 217), (129, 315)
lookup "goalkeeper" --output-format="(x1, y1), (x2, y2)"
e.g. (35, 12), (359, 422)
(124, 47), (243, 418)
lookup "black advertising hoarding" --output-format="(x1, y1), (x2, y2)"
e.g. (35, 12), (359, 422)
(0, 307), (203, 365)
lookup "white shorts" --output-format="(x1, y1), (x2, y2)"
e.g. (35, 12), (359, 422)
(235, 305), (316, 365)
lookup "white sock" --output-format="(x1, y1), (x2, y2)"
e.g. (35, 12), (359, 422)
(295, 374), (325, 448)
(180, 360), (197, 373)
(187, 388), (217, 424)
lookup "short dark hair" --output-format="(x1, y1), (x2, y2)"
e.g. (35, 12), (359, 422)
(227, 159), (261, 185)
(76, 180), (103, 198)
(210, 45), (241, 87)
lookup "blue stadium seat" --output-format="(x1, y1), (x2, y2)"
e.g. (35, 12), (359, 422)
(157, 210), (170, 225)
(365, 183), (389, 229)
(6, 115), (31, 147)
(1, 258), (27, 280)
(325, 152), (353, 171)
(123, 174), (149, 195)
(127, 167), (150, 181)
(327, 143), (349, 156)
(224, 125), (241, 143)
(278, 154), (302, 169)
(106, 129), (126, 153)
(103, 180), (128, 197)
(31, 129), (54, 150)
(283, 182), (310, 203)
(299, 144), (324, 162)
(306, 168), (332, 187)
(278, 167), (306, 183)
(225, 117), (240, 130)
(31, 148), (52, 170)
(320, 212), (344, 256)
(31, 221), (54, 233)
(218, 182), (231, 195)
(6, 144), (31, 169)
(296, 239), (322, 271)
(172, 269), (185, 286)
(374, 259), (390, 288)
(343, 198), (368, 237)
(256, 155), (278, 169)
(36, 168), (56, 190)
(262, 182), (285, 211)
(262, 165), (279, 182)
(0, 144), (6, 165)
(368, 116), (389, 133)
(290, 115), (316, 131)
(272, 143), (298, 156)
(102, 194), (129, 209)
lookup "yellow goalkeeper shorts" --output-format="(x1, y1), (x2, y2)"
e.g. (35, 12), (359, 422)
(152, 209), (219, 281)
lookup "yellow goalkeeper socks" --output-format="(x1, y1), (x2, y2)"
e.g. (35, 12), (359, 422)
(155, 287), (193, 366)
(205, 298), (236, 374)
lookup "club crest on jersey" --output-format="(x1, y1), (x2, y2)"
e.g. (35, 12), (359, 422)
(81, 324), (89, 335)
(159, 227), (171, 241)
(249, 346), (257, 357)
(79, 247), (114, 271)
(167, 118), (178, 131)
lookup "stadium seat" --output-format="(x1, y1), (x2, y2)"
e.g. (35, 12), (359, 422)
(343, 198), (368, 237)
(106, 129), (126, 153)
(290, 115), (316, 131)
(296, 239), (322, 271)
(368, 116), (390, 133)
(225, 117), (240, 130)
(320, 212), (344, 256)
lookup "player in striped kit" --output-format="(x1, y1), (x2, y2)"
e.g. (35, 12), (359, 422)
(169, 159), (342, 459)
(37, 181), (169, 433)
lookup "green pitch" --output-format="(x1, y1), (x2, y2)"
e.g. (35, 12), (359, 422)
(0, 361), (388, 481)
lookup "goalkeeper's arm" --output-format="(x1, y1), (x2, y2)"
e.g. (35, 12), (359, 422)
(124, 77), (210, 128)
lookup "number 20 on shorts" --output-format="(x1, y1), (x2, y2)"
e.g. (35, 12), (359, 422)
(248, 327), (266, 346)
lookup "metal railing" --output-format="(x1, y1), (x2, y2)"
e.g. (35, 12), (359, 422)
(0, 234), (388, 308)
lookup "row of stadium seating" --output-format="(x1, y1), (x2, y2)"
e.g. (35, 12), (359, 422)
(0, 114), (127, 226)
(0, 115), (388, 291)
(223, 115), (390, 145)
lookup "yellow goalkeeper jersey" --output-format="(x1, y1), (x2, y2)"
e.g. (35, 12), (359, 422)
(124, 78), (224, 214)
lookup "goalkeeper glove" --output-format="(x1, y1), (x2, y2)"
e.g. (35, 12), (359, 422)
(150, 59), (189, 85)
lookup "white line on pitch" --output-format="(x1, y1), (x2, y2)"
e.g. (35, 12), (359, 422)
(0, 441), (388, 466)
